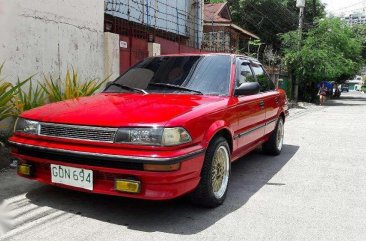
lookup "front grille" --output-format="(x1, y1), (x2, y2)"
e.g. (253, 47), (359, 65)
(17, 147), (144, 170)
(39, 123), (117, 143)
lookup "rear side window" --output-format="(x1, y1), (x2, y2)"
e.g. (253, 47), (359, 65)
(251, 64), (275, 92)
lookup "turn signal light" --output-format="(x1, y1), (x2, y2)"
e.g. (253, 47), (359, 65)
(115, 179), (141, 193)
(143, 163), (180, 172)
(10, 147), (19, 153)
(18, 164), (32, 176)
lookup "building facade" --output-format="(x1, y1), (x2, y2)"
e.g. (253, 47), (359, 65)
(0, 0), (105, 83)
(342, 12), (366, 25)
(104, 0), (205, 74)
(0, 0), (258, 83)
(105, 0), (203, 49)
(202, 2), (259, 53)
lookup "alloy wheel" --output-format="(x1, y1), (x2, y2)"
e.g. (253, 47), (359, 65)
(211, 145), (230, 199)
(276, 119), (284, 151)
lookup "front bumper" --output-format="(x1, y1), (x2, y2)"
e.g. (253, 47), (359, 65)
(9, 137), (205, 200)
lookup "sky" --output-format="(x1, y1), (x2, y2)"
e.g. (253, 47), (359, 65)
(321, 0), (366, 16)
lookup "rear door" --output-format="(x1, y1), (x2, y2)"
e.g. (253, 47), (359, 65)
(250, 63), (279, 135)
(233, 59), (266, 152)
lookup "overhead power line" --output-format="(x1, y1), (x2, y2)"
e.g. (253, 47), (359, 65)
(331, 1), (366, 12)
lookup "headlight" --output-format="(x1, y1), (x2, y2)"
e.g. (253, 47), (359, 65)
(14, 118), (40, 135)
(162, 128), (192, 146)
(114, 127), (192, 146)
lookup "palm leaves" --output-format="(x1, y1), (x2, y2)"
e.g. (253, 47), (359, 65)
(40, 68), (109, 102)
(13, 78), (46, 114)
(1, 64), (108, 119)
(0, 64), (30, 121)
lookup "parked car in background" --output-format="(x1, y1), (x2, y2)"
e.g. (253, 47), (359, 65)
(9, 54), (288, 207)
(341, 84), (349, 92)
(355, 84), (362, 91)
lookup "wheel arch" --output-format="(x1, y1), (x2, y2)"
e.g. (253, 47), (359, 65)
(202, 121), (234, 154)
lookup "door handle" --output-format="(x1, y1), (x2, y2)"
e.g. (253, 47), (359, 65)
(259, 101), (265, 109)
(274, 97), (279, 105)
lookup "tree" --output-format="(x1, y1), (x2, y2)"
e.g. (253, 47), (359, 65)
(281, 18), (363, 100)
(351, 24), (366, 60)
(227, 0), (326, 49)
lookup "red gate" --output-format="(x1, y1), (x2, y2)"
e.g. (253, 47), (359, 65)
(106, 15), (202, 74)
(119, 35), (201, 74)
(120, 35), (148, 74)
(156, 37), (179, 55)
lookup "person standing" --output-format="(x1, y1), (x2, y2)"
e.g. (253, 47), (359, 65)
(318, 83), (328, 105)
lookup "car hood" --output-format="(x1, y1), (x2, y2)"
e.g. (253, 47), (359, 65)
(21, 93), (226, 127)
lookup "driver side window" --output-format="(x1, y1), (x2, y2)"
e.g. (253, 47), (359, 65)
(237, 62), (255, 87)
(251, 64), (275, 92)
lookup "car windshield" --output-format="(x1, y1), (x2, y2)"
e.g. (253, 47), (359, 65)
(104, 55), (232, 96)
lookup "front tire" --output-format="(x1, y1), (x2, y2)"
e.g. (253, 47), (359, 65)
(262, 117), (284, 156)
(190, 136), (231, 208)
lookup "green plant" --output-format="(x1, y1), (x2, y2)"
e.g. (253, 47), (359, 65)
(40, 69), (109, 102)
(281, 18), (363, 86)
(0, 63), (30, 121)
(13, 78), (46, 114)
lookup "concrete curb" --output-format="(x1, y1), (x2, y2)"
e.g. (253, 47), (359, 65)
(288, 101), (317, 109)
(0, 144), (10, 170)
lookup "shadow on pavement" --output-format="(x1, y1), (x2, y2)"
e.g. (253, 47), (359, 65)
(325, 94), (366, 107)
(25, 144), (299, 235)
(337, 95), (366, 101)
(0, 169), (42, 202)
(325, 102), (366, 107)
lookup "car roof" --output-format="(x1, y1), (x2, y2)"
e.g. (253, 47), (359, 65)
(160, 53), (233, 57)
(158, 53), (259, 62)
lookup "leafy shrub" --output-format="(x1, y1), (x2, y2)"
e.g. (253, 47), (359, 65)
(13, 79), (46, 114)
(0, 64), (30, 121)
(1, 65), (107, 119)
(40, 69), (109, 102)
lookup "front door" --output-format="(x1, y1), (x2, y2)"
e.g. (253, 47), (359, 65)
(233, 60), (266, 154)
(250, 63), (279, 135)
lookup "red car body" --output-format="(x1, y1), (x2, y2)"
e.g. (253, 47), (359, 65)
(9, 54), (288, 200)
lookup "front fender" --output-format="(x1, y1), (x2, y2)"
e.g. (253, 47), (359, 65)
(201, 120), (233, 149)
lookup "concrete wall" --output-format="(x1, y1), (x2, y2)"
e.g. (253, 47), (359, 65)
(103, 32), (120, 81)
(0, 0), (105, 83)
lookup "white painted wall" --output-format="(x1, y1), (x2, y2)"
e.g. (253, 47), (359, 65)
(0, 0), (105, 83)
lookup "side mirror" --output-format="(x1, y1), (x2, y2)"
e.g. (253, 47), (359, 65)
(234, 82), (260, 96)
(241, 70), (251, 76)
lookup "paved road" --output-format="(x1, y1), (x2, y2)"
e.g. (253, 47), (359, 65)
(1, 92), (365, 241)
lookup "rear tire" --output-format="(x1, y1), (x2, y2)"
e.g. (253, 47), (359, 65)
(262, 117), (284, 156)
(190, 136), (231, 208)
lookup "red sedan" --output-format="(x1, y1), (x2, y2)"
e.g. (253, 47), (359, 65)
(9, 54), (288, 207)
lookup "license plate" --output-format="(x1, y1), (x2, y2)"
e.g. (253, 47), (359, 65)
(50, 164), (93, 191)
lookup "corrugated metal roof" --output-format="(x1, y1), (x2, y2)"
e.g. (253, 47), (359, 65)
(204, 3), (231, 23)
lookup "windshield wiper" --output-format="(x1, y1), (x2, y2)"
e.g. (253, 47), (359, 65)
(105, 83), (148, 94)
(149, 83), (203, 95)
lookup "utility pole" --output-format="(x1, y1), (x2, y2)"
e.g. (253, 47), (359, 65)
(295, 0), (305, 102)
